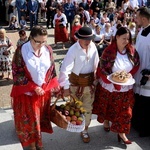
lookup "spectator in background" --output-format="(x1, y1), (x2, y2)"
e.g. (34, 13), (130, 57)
(78, 7), (90, 26)
(79, 0), (90, 11)
(64, 0), (76, 30)
(71, 17), (82, 43)
(93, 25), (105, 57)
(90, 0), (103, 18)
(129, 0), (139, 10)
(40, 0), (47, 21)
(46, 0), (58, 29)
(8, 0), (16, 23)
(0, 28), (14, 80)
(128, 22), (136, 44)
(16, 29), (28, 47)
(122, 0), (130, 12)
(92, 12), (100, 25)
(53, 7), (69, 49)
(88, 18), (97, 33)
(27, 0), (39, 30)
(103, 22), (113, 46)
(112, 21), (123, 39)
(108, 7), (115, 22)
(103, 0), (109, 9)
(102, 12), (110, 23)
(116, 0), (124, 8)
(122, 19), (128, 27)
(5, 0), (11, 24)
(138, 0), (146, 7)
(20, 15), (27, 29)
(16, 0), (27, 24)
(105, 0), (116, 11)
(8, 15), (19, 30)
(99, 17), (106, 31)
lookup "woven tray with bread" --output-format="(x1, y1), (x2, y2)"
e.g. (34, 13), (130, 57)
(111, 70), (131, 83)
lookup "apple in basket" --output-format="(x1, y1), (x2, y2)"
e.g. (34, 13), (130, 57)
(66, 116), (71, 122)
(71, 115), (78, 121)
(71, 120), (76, 125)
(75, 111), (80, 117)
(69, 109), (75, 116)
(76, 120), (82, 125)
(78, 116), (84, 122)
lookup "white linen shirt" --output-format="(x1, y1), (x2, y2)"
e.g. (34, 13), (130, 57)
(58, 41), (99, 89)
(21, 41), (51, 87)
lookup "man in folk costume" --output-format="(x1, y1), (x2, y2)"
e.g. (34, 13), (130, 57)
(59, 27), (99, 143)
(132, 7), (150, 137)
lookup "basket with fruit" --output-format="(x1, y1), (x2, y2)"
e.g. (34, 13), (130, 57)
(50, 95), (86, 132)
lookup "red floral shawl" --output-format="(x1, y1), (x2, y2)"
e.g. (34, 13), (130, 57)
(96, 42), (140, 82)
(10, 45), (59, 97)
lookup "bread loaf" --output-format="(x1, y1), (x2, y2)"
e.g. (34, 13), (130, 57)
(111, 71), (131, 83)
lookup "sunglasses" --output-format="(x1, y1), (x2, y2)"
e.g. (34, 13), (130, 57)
(32, 38), (47, 45)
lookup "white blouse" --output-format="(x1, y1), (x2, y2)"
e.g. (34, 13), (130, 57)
(21, 41), (51, 87)
(94, 32), (104, 42)
(103, 29), (113, 40)
(100, 50), (133, 92)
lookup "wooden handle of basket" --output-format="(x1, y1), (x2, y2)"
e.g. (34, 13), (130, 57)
(52, 94), (75, 109)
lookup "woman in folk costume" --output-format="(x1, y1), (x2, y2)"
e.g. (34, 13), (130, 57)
(93, 27), (140, 144)
(71, 17), (82, 43)
(53, 7), (69, 50)
(10, 26), (60, 150)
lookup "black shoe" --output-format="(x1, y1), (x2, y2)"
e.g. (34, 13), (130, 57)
(47, 26), (50, 29)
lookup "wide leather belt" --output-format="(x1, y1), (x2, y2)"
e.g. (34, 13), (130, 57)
(69, 72), (94, 86)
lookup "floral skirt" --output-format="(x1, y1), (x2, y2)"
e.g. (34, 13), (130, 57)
(93, 83), (135, 134)
(12, 91), (53, 147)
(0, 60), (12, 72)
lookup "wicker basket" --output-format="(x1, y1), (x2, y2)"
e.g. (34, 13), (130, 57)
(50, 95), (85, 132)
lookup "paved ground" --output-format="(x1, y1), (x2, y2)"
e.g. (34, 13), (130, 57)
(0, 24), (150, 150)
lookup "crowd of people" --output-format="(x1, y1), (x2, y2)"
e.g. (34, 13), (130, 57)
(2, 0), (149, 48)
(0, 0), (150, 150)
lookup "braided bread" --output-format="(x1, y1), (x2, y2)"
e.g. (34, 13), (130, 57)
(111, 71), (131, 83)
